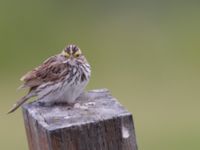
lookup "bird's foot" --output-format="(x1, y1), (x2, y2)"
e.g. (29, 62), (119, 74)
(36, 101), (49, 107)
(53, 101), (75, 110)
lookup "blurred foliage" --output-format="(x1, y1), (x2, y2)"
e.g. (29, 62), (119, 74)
(0, 0), (200, 149)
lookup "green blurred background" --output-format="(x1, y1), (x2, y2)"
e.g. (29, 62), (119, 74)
(0, 0), (200, 149)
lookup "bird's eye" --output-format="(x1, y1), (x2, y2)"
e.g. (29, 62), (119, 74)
(74, 49), (82, 58)
(74, 53), (80, 57)
(74, 51), (81, 57)
(65, 53), (70, 58)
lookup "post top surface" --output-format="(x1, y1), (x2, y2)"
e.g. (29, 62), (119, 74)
(23, 89), (131, 130)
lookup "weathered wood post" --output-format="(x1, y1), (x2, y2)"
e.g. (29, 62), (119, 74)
(22, 89), (138, 150)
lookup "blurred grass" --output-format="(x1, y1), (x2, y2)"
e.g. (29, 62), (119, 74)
(0, 0), (200, 149)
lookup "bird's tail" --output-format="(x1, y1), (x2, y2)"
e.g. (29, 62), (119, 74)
(7, 92), (35, 114)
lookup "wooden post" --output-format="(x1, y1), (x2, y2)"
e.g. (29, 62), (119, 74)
(22, 89), (138, 150)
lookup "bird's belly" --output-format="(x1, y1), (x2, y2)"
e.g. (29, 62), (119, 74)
(38, 79), (88, 104)
(62, 80), (88, 103)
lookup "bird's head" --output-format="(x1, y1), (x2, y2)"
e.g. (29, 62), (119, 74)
(61, 44), (84, 65)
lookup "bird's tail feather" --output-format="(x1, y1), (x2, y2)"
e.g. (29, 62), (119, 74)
(7, 92), (34, 114)
(17, 84), (27, 91)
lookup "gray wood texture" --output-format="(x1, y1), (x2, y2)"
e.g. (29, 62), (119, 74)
(22, 89), (138, 150)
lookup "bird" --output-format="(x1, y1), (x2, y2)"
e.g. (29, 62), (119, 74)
(7, 44), (91, 114)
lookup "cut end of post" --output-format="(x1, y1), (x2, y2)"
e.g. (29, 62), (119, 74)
(22, 89), (138, 150)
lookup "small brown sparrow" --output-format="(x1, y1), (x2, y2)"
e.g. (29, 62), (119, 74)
(8, 44), (91, 114)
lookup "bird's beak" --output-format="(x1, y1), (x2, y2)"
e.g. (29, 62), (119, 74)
(69, 56), (73, 60)
(62, 56), (75, 65)
(69, 56), (76, 65)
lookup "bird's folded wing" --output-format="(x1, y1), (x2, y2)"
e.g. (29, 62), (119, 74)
(20, 55), (68, 88)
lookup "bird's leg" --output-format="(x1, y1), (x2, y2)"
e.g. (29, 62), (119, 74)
(35, 99), (55, 107)
(37, 101), (47, 107)
(54, 101), (74, 106)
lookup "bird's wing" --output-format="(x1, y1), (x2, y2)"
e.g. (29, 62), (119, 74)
(20, 55), (68, 88)
(7, 91), (35, 114)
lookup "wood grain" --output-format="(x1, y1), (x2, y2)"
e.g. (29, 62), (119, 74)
(22, 89), (138, 150)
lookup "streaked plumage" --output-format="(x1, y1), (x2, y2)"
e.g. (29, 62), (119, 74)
(8, 44), (91, 114)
